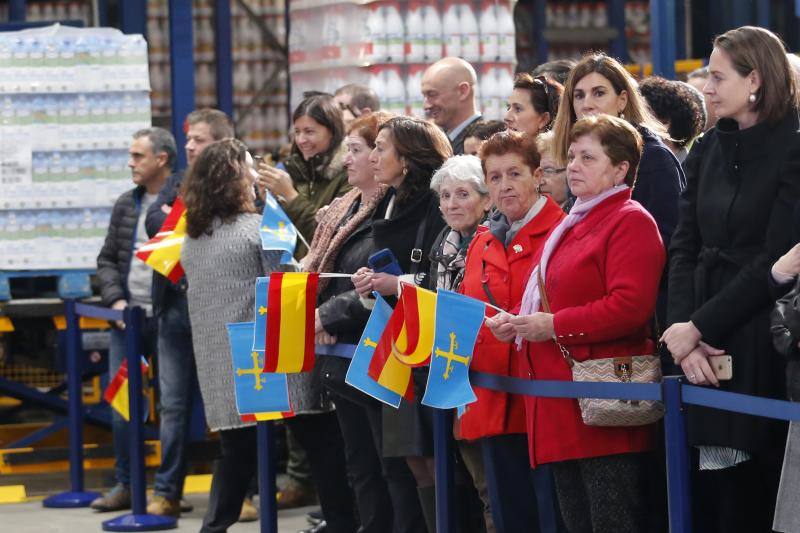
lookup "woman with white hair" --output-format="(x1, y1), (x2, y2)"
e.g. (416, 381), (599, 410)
(428, 155), (492, 291)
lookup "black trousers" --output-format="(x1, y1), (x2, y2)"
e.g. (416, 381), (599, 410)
(551, 452), (648, 533)
(200, 426), (257, 533)
(482, 433), (561, 533)
(691, 448), (783, 533)
(288, 411), (359, 533)
(335, 389), (426, 533)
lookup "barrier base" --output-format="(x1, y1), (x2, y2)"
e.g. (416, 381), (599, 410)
(42, 490), (101, 508)
(101, 514), (177, 531)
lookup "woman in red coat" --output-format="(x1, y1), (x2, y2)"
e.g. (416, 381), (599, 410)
(461, 130), (564, 532)
(488, 115), (665, 532)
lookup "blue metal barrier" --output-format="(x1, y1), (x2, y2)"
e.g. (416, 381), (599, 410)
(42, 299), (102, 508)
(47, 300), (175, 529)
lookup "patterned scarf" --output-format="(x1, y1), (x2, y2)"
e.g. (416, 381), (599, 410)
(516, 185), (629, 347)
(302, 184), (389, 291)
(432, 228), (472, 291)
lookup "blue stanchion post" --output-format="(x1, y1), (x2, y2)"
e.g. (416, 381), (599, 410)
(43, 299), (101, 508)
(663, 376), (692, 533)
(433, 409), (455, 533)
(258, 421), (278, 533)
(103, 306), (176, 532)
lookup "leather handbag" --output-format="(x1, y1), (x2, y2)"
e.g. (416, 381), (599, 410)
(537, 271), (664, 427)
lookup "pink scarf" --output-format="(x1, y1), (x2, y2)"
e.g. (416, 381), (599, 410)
(516, 185), (629, 348)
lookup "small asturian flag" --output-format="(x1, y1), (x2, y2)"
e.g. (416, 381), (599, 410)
(135, 196), (187, 283)
(227, 321), (292, 418)
(345, 295), (404, 408)
(422, 290), (485, 409)
(260, 191), (299, 264)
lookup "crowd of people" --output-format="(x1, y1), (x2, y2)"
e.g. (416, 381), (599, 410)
(95, 24), (800, 533)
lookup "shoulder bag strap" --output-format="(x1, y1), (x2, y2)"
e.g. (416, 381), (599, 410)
(537, 268), (574, 367)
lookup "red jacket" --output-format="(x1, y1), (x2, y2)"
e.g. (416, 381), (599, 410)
(458, 197), (565, 441)
(521, 190), (666, 467)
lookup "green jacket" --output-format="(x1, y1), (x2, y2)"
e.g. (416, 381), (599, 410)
(282, 143), (351, 259)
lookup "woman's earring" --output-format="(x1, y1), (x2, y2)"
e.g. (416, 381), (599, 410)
(402, 167), (408, 176)
(619, 111), (625, 119)
(535, 184), (542, 194)
(748, 93), (756, 103)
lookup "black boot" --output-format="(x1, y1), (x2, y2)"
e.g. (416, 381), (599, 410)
(417, 485), (437, 533)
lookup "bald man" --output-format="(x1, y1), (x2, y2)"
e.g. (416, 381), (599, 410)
(421, 57), (482, 155)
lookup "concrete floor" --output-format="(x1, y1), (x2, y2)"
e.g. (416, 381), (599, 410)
(1, 494), (316, 532)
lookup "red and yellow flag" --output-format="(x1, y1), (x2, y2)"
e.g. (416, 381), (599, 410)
(264, 272), (320, 373)
(367, 284), (437, 399)
(103, 358), (149, 421)
(135, 197), (187, 283)
(240, 411), (294, 422)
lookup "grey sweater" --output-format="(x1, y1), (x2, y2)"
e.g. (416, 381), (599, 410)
(181, 213), (320, 431)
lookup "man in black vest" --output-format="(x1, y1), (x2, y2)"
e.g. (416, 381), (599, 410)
(421, 57), (482, 155)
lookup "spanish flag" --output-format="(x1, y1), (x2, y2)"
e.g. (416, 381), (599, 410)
(367, 283), (437, 399)
(103, 357), (149, 422)
(135, 197), (187, 283)
(264, 272), (320, 373)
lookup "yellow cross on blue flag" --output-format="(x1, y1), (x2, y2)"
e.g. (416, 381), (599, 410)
(345, 295), (403, 408)
(260, 191), (298, 264)
(227, 321), (291, 415)
(422, 290), (485, 409)
(253, 277), (269, 352)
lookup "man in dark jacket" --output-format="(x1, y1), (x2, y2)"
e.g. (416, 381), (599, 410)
(92, 127), (176, 511)
(421, 57), (482, 155)
(143, 109), (234, 517)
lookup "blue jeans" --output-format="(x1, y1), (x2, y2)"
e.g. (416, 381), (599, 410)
(153, 293), (198, 500)
(108, 318), (158, 487)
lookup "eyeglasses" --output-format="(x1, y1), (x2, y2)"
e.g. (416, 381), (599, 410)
(541, 167), (566, 176)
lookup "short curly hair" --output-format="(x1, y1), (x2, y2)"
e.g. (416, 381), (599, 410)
(640, 76), (706, 148)
(478, 129), (541, 176)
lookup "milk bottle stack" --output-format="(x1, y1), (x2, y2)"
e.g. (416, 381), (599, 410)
(146, 0), (288, 155)
(288, 0), (516, 119)
(0, 24), (151, 270)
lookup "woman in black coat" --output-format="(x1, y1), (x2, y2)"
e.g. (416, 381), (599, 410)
(661, 26), (800, 533)
(307, 111), (426, 533)
(353, 116), (451, 533)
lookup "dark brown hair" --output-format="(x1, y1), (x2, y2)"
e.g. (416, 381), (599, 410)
(713, 26), (800, 125)
(377, 117), (453, 206)
(185, 109), (234, 140)
(552, 52), (666, 165)
(181, 139), (256, 238)
(479, 129), (542, 175)
(346, 110), (395, 148)
(292, 93), (345, 159)
(513, 73), (564, 131)
(570, 114), (643, 187)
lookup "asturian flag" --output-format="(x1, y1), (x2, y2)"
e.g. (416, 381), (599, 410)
(260, 191), (298, 264)
(227, 321), (292, 418)
(422, 290), (485, 409)
(346, 295), (404, 407)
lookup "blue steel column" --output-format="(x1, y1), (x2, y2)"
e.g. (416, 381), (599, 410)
(258, 421), (279, 533)
(9, 0), (26, 22)
(756, 0), (771, 28)
(169, 0), (196, 171)
(651, 0), (677, 79)
(214, 0), (234, 117)
(533, 0), (548, 64)
(121, 0), (148, 35)
(433, 410), (455, 533)
(42, 299), (101, 508)
(608, 0), (629, 62)
(675, 0), (686, 59)
(663, 377), (692, 533)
